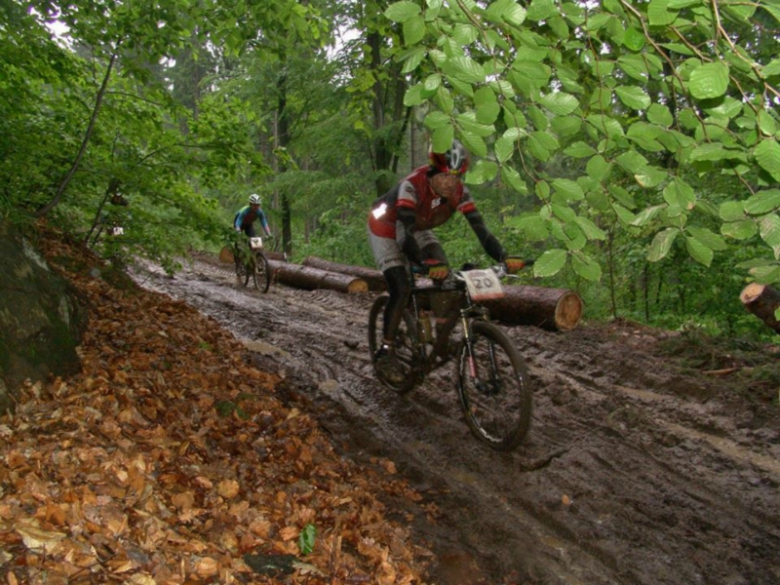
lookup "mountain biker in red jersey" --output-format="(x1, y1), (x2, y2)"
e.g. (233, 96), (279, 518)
(368, 139), (525, 384)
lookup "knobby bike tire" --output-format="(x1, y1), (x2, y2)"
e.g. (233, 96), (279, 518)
(367, 295), (419, 395)
(253, 252), (271, 293)
(457, 321), (533, 451)
(235, 254), (250, 287)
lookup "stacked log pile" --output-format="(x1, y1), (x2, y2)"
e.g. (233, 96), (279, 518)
(218, 251), (583, 330)
(298, 256), (583, 331)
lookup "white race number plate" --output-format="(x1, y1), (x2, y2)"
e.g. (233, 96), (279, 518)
(462, 269), (504, 301)
(249, 237), (263, 250)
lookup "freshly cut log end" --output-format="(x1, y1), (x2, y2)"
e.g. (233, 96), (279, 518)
(482, 285), (584, 332)
(219, 246), (235, 264)
(740, 283), (780, 334)
(740, 282), (770, 304)
(347, 280), (369, 293)
(554, 291), (584, 331)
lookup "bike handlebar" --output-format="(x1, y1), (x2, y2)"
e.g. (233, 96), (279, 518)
(409, 260), (534, 291)
(416, 259), (534, 279)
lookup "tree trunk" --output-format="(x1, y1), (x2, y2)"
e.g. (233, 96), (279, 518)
(482, 285), (583, 331)
(85, 178), (123, 246)
(37, 50), (119, 217)
(740, 283), (780, 334)
(275, 68), (293, 257)
(302, 256), (387, 291)
(268, 260), (368, 294)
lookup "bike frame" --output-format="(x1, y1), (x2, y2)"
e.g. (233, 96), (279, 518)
(369, 262), (533, 450)
(406, 271), (494, 380)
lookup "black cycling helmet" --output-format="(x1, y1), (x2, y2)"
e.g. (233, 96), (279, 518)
(429, 139), (470, 175)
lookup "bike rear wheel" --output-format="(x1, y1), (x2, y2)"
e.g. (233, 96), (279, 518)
(252, 252), (271, 293)
(457, 321), (532, 451)
(368, 295), (419, 394)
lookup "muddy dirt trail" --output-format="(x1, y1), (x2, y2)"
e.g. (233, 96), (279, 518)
(131, 257), (780, 585)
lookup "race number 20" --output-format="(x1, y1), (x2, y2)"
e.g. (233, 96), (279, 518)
(462, 269), (505, 301)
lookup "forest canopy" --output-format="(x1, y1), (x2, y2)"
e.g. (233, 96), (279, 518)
(2, 0), (780, 335)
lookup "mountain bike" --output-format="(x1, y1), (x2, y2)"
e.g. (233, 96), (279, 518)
(367, 263), (534, 451)
(234, 235), (273, 293)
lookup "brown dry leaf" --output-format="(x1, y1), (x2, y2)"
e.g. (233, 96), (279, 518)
(194, 556), (220, 577)
(248, 517), (272, 538)
(0, 230), (432, 585)
(171, 491), (195, 510)
(127, 465), (147, 494)
(43, 502), (67, 526)
(15, 518), (67, 553)
(194, 475), (213, 489)
(219, 531), (239, 552)
(376, 548), (397, 585)
(291, 560), (327, 577)
(217, 479), (240, 499)
(380, 459), (397, 474)
(125, 574), (157, 585)
(279, 525), (298, 541)
(108, 557), (137, 573)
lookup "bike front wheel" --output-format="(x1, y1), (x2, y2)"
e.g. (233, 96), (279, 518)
(252, 252), (271, 293)
(368, 295), (419, 394)
(235, 254), (250, 287)
(457, 321), (533, 451)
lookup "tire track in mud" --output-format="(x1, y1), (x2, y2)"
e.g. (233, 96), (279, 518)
(511, 331), (780, 585)
(132, 258), (780, 585)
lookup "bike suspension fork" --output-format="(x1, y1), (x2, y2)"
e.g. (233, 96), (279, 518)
(460, 311), (479, 378)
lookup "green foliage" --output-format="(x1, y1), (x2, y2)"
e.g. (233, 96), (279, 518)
(383, 0), (780, 287)
(5, 0), (780, 342)
(298, 523), (316, 555)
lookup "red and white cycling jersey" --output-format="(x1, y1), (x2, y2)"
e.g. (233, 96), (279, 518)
(368, 165), (477, 238)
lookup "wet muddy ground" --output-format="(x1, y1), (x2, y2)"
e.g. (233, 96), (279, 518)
(131, 257), (780, 585)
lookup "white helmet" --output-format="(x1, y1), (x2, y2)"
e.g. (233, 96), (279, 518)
(249, 194), (261, 205)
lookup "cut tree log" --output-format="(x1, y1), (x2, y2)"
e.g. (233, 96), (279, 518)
(295, 257), (583, 331)
(481, 285), (583, 331)
(265, 250), (287, 262)
(267, 260), (368, 294)
(219, 246), (234, 264)
(302, 256), (387, 291)
(740, 283), (780, 334)
(219, 246), (287, 264)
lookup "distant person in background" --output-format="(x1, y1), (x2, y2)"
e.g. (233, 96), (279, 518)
(234, 193), (272, 239)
